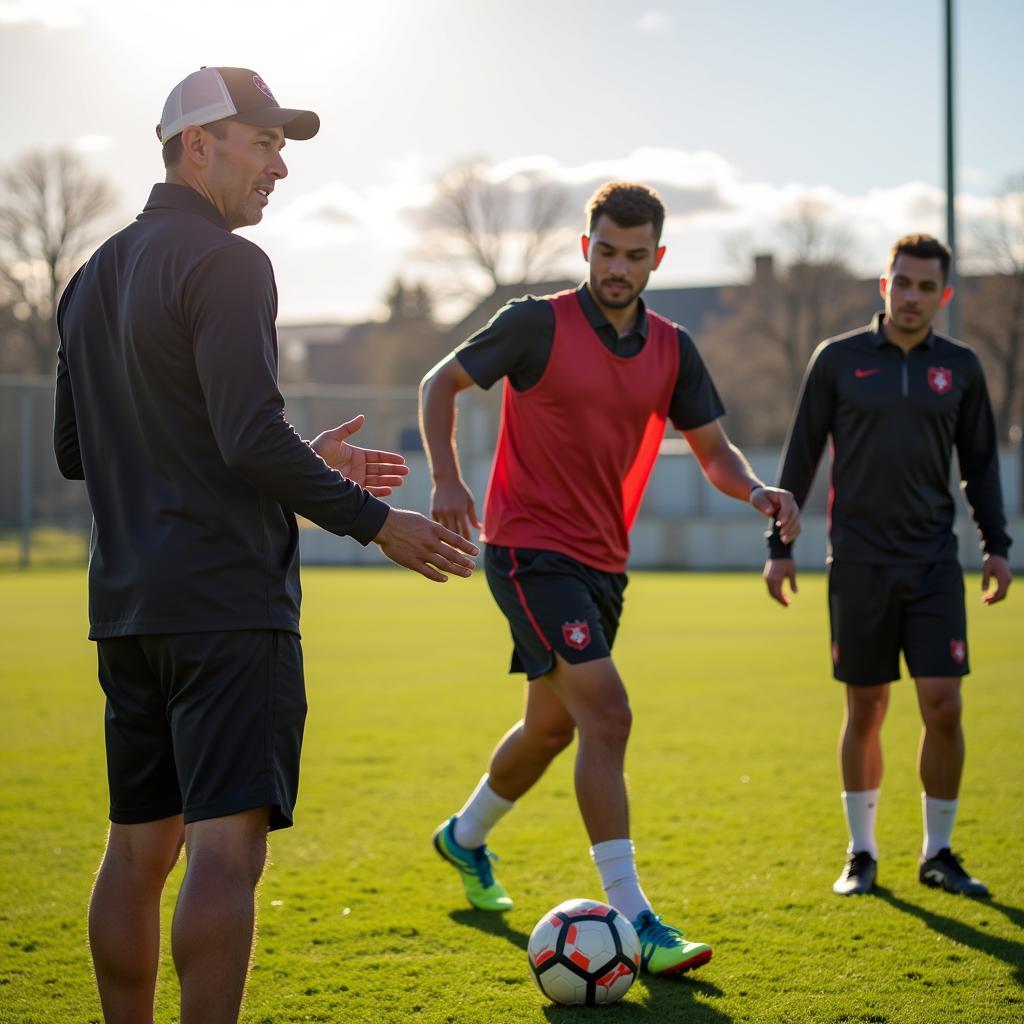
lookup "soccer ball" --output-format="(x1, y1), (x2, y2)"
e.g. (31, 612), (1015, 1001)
(527, 898), (640, 1006)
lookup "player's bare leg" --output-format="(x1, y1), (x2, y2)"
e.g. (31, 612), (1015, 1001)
(173, 807), (270, 1024)
(913, 676), (985, 894)
(544, 653), (711, 973)
(834, 684), (889, 894)
(541, 654), (631, 843)
(914, 677), (963, 799)
(487, 676), (576, 801)
(840, 683), (889, 791)
(89, 815), (185, 1024)
(434, 679), (574, 912)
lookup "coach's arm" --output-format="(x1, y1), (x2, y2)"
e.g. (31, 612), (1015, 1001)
(54, 279), (84, 480)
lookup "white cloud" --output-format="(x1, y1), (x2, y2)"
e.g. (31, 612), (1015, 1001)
(636, 10), (671, 33)
(73, 134), (115, 154)
(257, 147), (1006, 321)
(0, 0), (84, 26)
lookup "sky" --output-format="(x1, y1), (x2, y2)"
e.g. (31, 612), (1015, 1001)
(2, 0), (1023, 324)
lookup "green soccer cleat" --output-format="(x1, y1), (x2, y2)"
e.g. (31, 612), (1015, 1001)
(432, 816), (513, 912)
(632, 910), (713, 976)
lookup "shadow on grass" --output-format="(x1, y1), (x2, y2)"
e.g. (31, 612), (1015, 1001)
(450, 908), (531, 952)
(541, 974), (730, 1021)
(875, 886), (1024, 984)
(450, 909), (733, 1020)
(988, 899), (1024, 932)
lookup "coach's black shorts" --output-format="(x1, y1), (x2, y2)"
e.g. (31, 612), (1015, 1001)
(96, 630), (307, 831)
(828, 560), (969, 686)
(485, 545), (627, 680)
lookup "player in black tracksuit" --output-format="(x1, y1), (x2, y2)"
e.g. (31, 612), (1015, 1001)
(764, 234), (1012, 898)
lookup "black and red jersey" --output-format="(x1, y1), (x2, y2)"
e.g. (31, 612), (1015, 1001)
(457, 285), (724, 572)
(771, 313), (1011, 564)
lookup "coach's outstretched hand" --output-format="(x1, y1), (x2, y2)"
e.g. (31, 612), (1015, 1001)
(981, 553), (1012, 605)
(311, 414), (409, 496)
(374, 508), (478, 582)
(763, 557), (798, 607)
(750, 485), (800, 545)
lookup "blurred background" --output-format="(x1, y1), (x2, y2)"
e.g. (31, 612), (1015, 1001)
(2, 0), (1021, 568)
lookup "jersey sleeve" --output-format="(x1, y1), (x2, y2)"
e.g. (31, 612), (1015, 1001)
(955, 353), (1012, 558)
(454, 295), (555, 391)
(53, 268), (85, 480)
(768, 341), (836, 558)
(668, 328), (726, 430)
(186, 241), (388, 544)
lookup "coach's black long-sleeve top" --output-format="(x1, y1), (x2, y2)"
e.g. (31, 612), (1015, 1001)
(769, 313), (1011, 564)
(55, 183), (388, 639)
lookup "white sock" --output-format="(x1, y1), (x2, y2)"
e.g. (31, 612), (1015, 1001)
(841, 789), (880, 860)
(922, 794), (958, 859)
(590, 839), (652, 923)
(452, 775), (515, 849)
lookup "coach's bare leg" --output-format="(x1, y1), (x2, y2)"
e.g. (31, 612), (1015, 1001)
(915, 677), (964, 800)
(487, 676), (576, 801)
(173, 807), (270, 1024)
(542, 655), (632, 844)
(840, 683), (890, 790)
(89, 815), (185, 1024)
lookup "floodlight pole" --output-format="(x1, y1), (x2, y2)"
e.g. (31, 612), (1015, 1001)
(945, 0), (959, 338)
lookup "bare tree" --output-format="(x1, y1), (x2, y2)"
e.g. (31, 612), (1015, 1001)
(962, 175), (1024, 442)
(0, 148), (117, 374)
(417, 161), (574, 299)
(701, 202), (873, 444)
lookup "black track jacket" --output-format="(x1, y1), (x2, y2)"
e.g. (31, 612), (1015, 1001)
(770, 313), (1011, 565)
(55, 184), (388, 639)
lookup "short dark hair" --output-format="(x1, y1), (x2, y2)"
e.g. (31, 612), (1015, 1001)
(888, 233), (952, 283)
(586, 181), (666, 242)
(161, 117), (231, 170)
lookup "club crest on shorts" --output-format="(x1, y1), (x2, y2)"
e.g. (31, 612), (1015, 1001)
(831, 641), (840, 665)
(928, 367), (953, 394)
(562, 620), (591, 651)
(950, 638), (966, 664)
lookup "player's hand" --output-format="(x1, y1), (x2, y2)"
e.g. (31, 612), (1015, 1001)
(311, 414), (408, 496)
(981, 553), (1012, 605)
(431, 477), (480, 541)
(763, 558), (798, 607)
(750, 486), (800, 544)
(374, 507), (478, 582)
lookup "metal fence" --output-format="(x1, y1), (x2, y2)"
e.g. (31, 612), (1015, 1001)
(2, 374), (1021, 569)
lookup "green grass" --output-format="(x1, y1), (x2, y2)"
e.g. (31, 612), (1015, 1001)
(0, 527), (88, 569)
(0, 568), (1021, 1023)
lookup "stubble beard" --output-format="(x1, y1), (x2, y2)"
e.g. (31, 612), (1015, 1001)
(594, 279), (636, 309)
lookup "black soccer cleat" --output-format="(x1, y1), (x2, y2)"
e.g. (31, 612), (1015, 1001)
(919, 848), (990, 897)
(832, 850), (877, 896)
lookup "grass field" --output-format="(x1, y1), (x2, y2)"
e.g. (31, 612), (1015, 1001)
(0, 567), (1021, 1024)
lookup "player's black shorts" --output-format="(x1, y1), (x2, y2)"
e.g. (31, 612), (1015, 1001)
(96, 629), (306, 831)
(485, 545), (627, 680)
(828, 560), (969, 686)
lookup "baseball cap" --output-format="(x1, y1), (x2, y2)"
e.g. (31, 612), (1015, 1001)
(158, 66), (320, 145)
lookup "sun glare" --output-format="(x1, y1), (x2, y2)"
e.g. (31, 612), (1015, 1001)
(93, 0), (395, 86)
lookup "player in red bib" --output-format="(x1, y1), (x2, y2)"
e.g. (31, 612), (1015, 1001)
(420, 182), (800, 975)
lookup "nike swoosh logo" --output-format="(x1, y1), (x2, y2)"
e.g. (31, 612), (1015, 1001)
(855, 368), (881, 378)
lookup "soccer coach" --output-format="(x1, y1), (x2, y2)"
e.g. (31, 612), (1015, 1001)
(54, 67), (476, 1024)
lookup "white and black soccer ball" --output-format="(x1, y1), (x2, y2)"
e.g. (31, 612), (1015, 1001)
(527, 898), (640, 1006)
